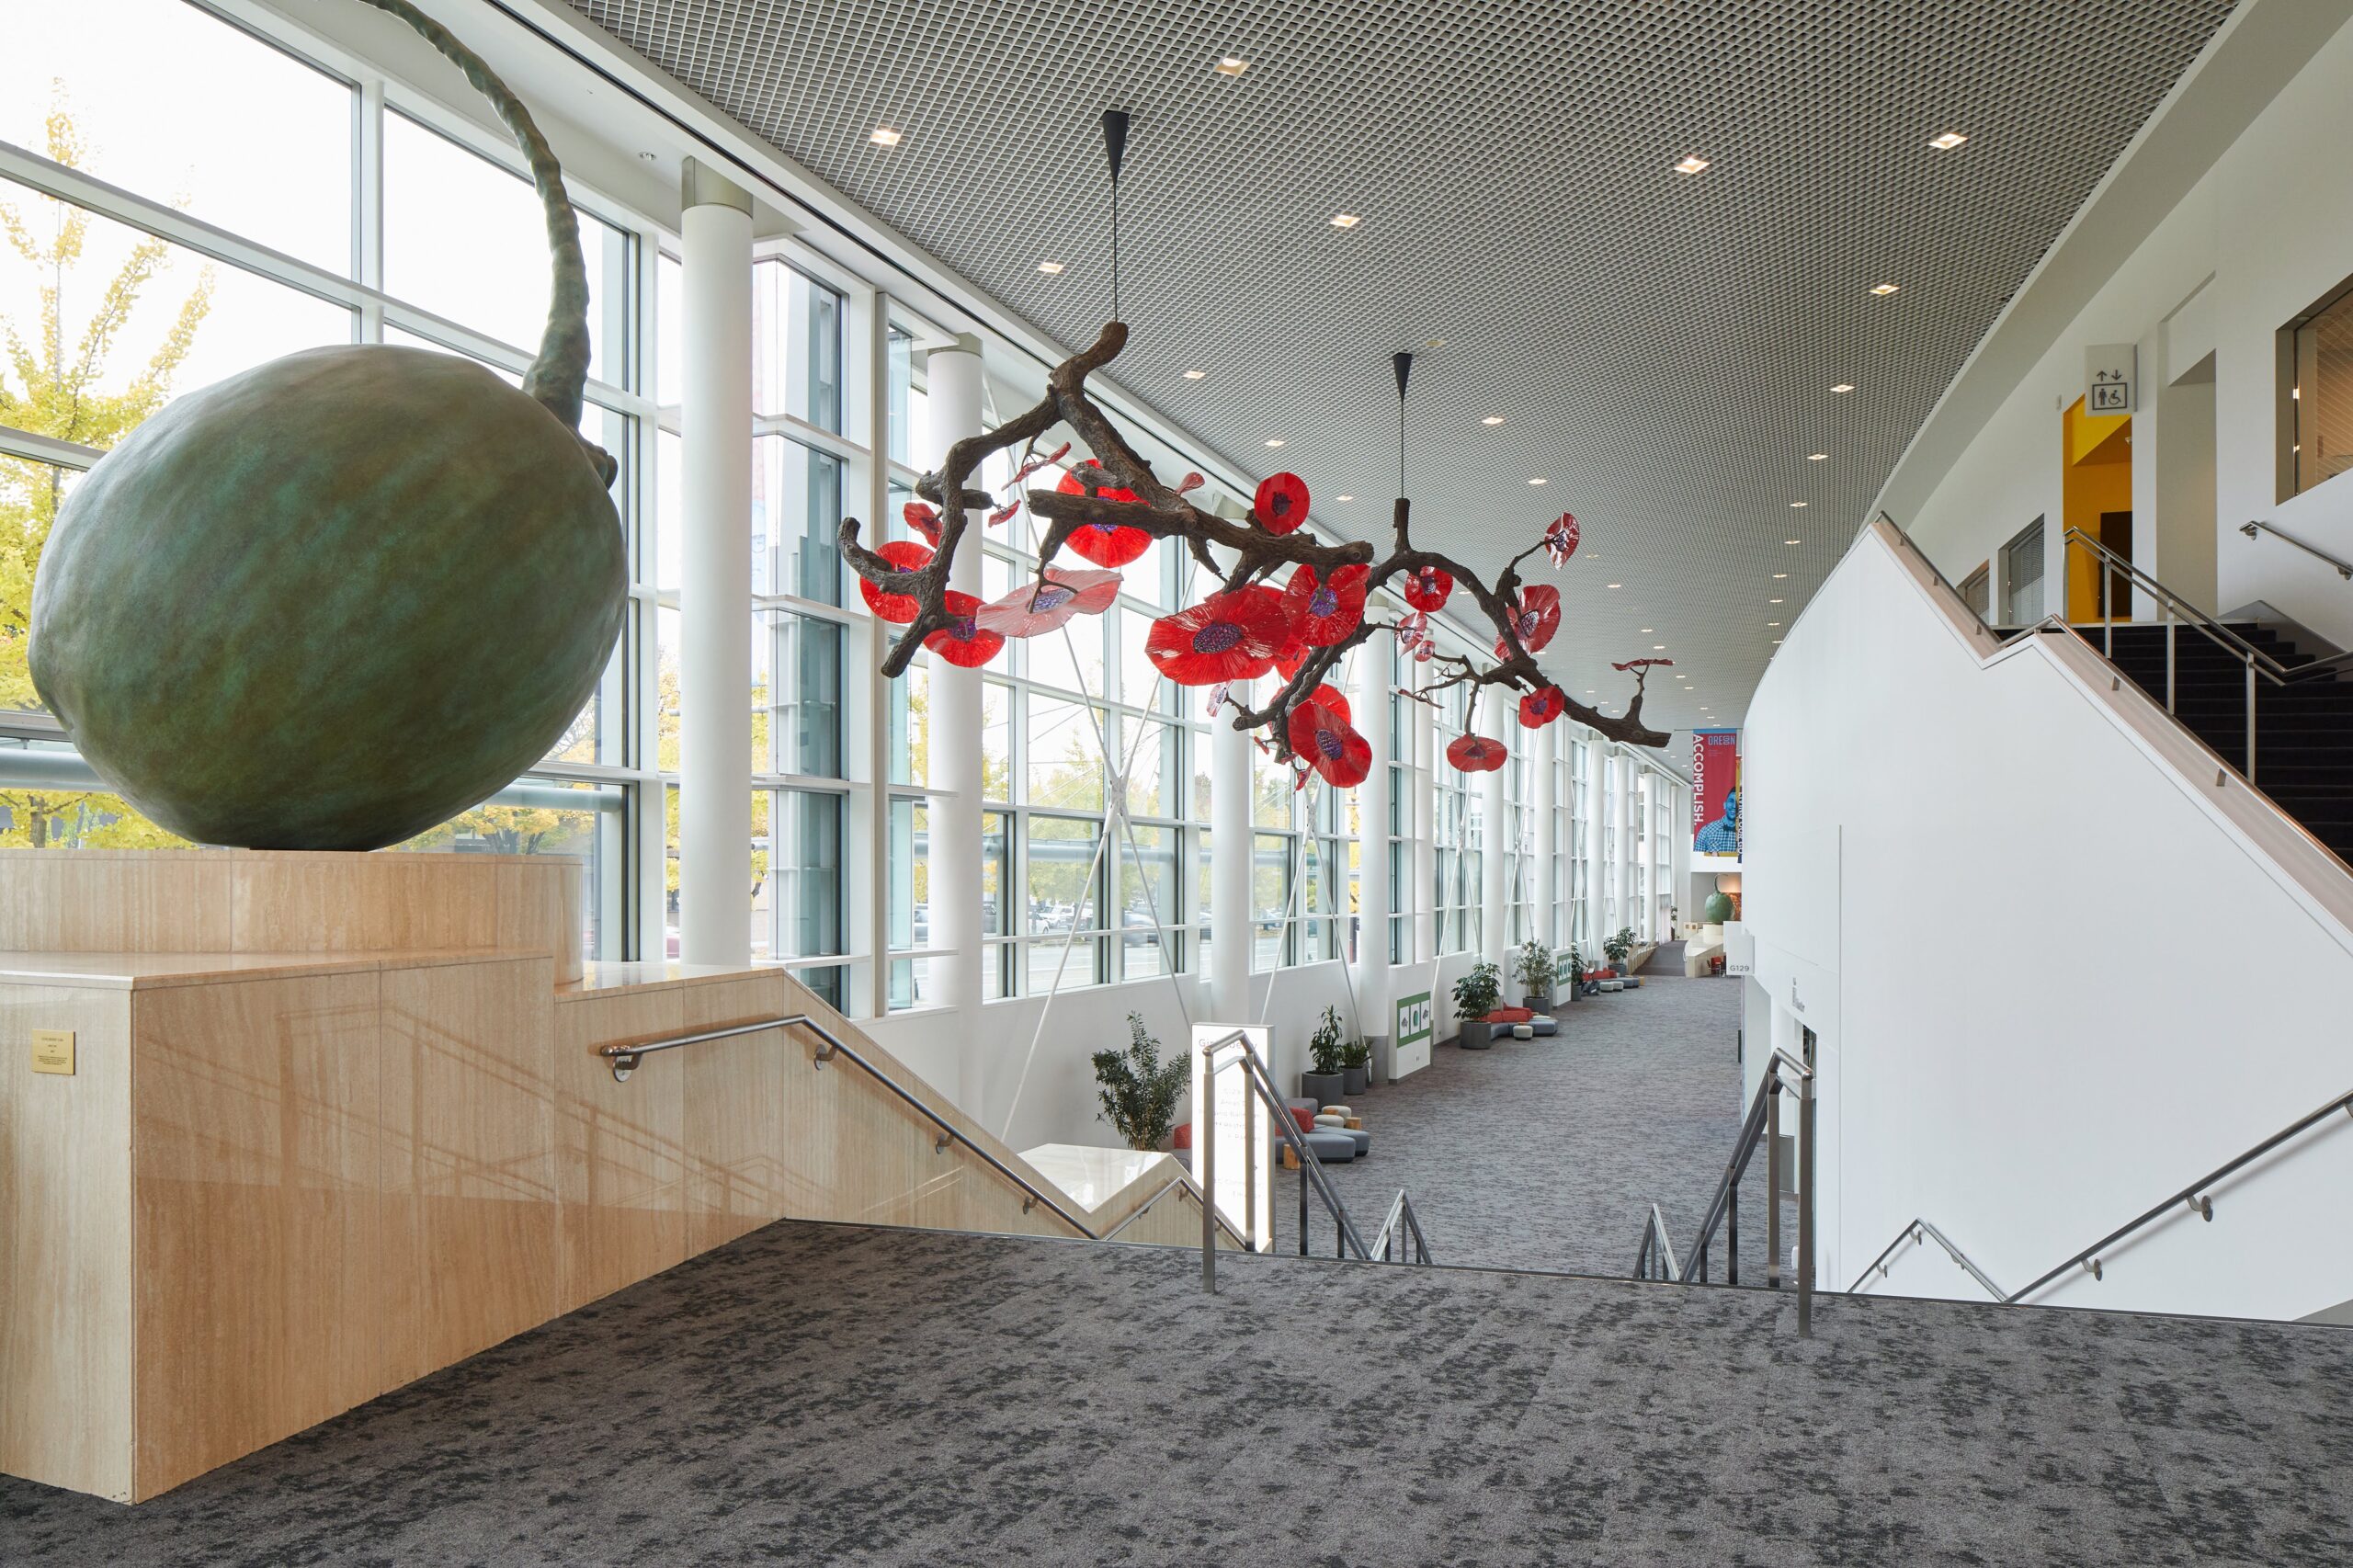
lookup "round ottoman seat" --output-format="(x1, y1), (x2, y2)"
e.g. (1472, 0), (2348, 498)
(1303, 1129), (1356, 1163)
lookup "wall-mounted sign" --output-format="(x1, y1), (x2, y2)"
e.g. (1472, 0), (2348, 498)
(1693, 729), (1741, 859)
(2086, 344), (2136, 415)
(30, 1028), (74, 1075)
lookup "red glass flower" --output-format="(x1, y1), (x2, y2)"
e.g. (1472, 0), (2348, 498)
(1542, 511), (1580, 567)
(1518, 686), (1567, 728)
(1282, 562), (1369, 645)
(858, 540), (935, 624)
(974, 566), (1123, 638)
(1495, 584), (1563, 656)
(904, 500), (942, 547)
(1446, 733), (1508, 772)
(925, 590), (1005, 667)
(1057, 468), (1152, 567)
(1305, 682), (1351, 726)
(1395, 609), (1430, 655)
(1144, 585), (1293, 686)
(1254, 472), (1310, 535)
(1288, 699), (1372, 789)
(1273, 638), (1310, 681)
(1404, 564), (1453, 612)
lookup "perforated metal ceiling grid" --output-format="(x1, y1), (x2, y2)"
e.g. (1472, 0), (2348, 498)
(567, 0), (2234, 730)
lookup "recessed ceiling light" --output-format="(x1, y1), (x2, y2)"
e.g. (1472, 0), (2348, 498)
(1483, 415), (1506, 426)
(1640, 628), (1653, 633)
(1265, 438), (1285, 448)
(1528, 477), (1546, 485)
(1870, 282), (1900, 296)
(1182, 369), (1205, 380)
(1607, 583), (1621, 589)
(1586, 689), (1596, 694)
(1768, 621), (1781, 627)
(1807, 452), (1827, 461)
(1652, 644), (1665, 651)
(1772, 639), (1782, 644)
(869, 126), (902, 146)
(1769, 598), (1783, 605)
(1773, 572), (1789, 578)
(1330, 213), (1361, 228)
(1674, 155), (1711, 175)
(1790, 501), (1808, 508)
(1785, 539), (1802, 545)
(1214, 56), (1250, 76)
(1336, 494), (1354, 501)
(1832, 383), (1854, 393)
(1929, 131), (1968, 150)
(1037, 260), (1064, 274)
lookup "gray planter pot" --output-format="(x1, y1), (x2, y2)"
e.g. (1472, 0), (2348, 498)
(1302, 1071), (1347, 1106)
(1342, 1064), (1370, 1096)
(1522, 991), (1553, 1013)
(1458, 1021), (1495, 1050)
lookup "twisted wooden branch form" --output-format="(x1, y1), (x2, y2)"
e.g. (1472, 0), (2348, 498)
(839, 321), (1671, 761)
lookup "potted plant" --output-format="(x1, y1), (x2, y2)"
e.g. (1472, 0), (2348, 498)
(1451, 960), (1502, 1049)
(1565, 943), (1586, 1002)
(1091, 1012), (1188, 1152)
(1515, 938), (1557, 1011)
(1303, 1005), (1348, 1106)
(1603, 927), (1632, 978)
(1341, 1031), (1372, 1096)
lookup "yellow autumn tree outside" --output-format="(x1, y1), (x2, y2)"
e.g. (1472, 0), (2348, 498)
(0, 101), (208, 849)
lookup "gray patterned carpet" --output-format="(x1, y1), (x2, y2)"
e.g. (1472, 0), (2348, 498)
(1276, 953), (1771, 1281)
(5, 1220), (2346, 1565)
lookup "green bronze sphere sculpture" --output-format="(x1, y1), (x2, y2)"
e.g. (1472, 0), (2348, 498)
(28, 0), (625, 851)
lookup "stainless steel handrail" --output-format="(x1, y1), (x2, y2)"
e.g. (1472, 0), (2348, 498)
(2006, 1083), (2353, 1304)
(2243, 518), (2353, 581)
(1847, 1217), (2005, 1301)
(1673, 1046), (1815, 1335)
(601, 1012), (1100, 1237)
(1100, 1172), (1251, 1249)
(2064, 527), (2292, 678)
(1851, 1085), (2353, 1308)
(1199, 1028), (1402, 1292)
(1370, 1190), (1434, 1265)
(1632, 1203), (1678, 1282)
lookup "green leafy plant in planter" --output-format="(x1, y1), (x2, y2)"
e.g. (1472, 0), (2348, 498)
(1514, 938), (1558, 1008)
(1091, 1012), (1188, 1152)
(1341, 1032), (1373, 1096)
(1566, 943), (1587, 1000)
(1452, 960), (1503, 1048)
(1303, 1004), (1349, 1105)
(1603, 927), (1632, 971)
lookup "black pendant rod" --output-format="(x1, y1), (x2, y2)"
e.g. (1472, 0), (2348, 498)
(1393, 350), (1414, 498)
(1101, 109), (1131, 324)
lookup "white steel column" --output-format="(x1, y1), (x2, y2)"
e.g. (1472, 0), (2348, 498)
(1532, 724), (1557, 952)
(1354, 638), (1392, 1031)
(1412, 668), (1437, 967)
(1211, 682), (1254, 1022)
(926, 338), (986, 1105)
(1479, 696), (1507, 976)
(677, 160), (754, 966)
(1615, 751), (1638, 937)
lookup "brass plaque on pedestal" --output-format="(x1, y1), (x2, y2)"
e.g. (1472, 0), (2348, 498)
(30, 1028), (74, 1075)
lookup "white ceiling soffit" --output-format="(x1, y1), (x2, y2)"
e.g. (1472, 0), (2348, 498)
(563, 0), (2236, 730)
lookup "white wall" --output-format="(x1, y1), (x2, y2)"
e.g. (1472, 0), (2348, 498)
(1742, 524), (2353, 1322)
(1898, 6), (2353, 650)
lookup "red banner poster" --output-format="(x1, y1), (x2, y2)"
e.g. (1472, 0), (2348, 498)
(1692, 729), (1740, 858)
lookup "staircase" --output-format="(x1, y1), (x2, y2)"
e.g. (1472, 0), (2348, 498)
(2093, 621), (2353, 863)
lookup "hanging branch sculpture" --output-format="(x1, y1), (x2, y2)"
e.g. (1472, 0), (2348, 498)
(837, 113), (1672, 790)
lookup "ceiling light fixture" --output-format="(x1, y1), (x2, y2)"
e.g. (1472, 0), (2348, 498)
(1607, 583), (1621, 589)
(1528, 477), (1546, 485)
(1674, 155), (1711, 175)
(1832, 383), (1855, 393)
(1182, 369), (1205, 379)
(869, 127), (903, 146)
(1214, 56), (1250, 76)
(1790, 501), (1808, 508)
(1336, 494), (1354, 502)
(1038, 260), (1064, 274)
(1769, 598), (1783, 605)
(1785, 538), (1802, 545)
(1929, 131), (1968, 150)
(1330, 213), (1361, 228)
(1653, 644), (1665, 651)
(1807, 452), (1827, 461)
(1871, 282), (1900, 296)
(1640, 628), (1653, 633)
(1265, 438), (1285, 448)
(1483, 415), (1505, 426)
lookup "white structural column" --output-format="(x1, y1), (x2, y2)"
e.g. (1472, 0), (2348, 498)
(1354, 639), (1392, 1032)
(1582, 735), (1605, 949)
(677, 160), (754, 966)
(926, 338), (986, 1105)
(1479, 695), (1508, 976)
(1211, 679), (1255, 1023)
(1615, 752), (1638, 937)
(1532, 724), (1557, 952)
(1412, 666), (1437, 968)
